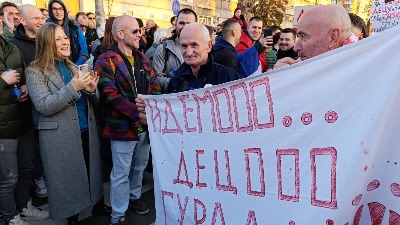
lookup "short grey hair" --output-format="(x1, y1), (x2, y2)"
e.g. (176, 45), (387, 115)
(181, 22), (210, 42)
(18, 4), (37, 19)
(154, 28), (172, 45)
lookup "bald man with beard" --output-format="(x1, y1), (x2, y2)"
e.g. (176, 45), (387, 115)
(273, 5), (356, 69)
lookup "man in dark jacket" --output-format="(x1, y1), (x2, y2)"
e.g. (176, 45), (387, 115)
(10, 5), (45, 65)
(95, 15), (161, 225)
(212, 19), (241, 73)
(75, 12), (98, 53)
(0, 16), (49, 225)
(47, 0), (88, 65)
(212, 19), (267, 78)
(276, 28), (298, 60)
(166, 23), (241, 94)
(10, 4), (48, 200)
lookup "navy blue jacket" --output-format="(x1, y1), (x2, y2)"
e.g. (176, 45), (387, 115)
(166, 54), (241, 94)
(212, 37), (239, 73)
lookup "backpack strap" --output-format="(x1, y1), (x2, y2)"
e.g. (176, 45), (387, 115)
(162, 41), (170, 74)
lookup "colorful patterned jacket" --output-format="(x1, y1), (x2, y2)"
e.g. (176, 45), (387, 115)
(95, 44), (161, 141)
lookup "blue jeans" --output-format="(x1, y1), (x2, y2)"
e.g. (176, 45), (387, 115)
(0, 130), (34, 223)
(110, 132), (150, 223)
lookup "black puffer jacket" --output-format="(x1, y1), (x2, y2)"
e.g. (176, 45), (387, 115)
(0, 36), (32, 138)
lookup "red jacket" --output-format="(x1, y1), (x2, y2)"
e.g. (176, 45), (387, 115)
(235, 31), (267, 72)
(231, 16), (248, 30)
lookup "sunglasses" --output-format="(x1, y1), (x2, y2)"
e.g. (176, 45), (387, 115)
(79, 25), (88, 29)
(132, 29), (141, 35)
(88, 17), (95, 20)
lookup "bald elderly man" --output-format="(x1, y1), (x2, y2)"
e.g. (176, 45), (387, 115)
(166, 22), (241, 93)
(273, 5), (357, 69)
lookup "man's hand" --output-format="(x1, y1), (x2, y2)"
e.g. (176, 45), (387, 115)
(273, 57), (300, 70)
(135, 94), (146, 114)
(1, 10), (16, 32)
(138, 112), (147, 126)
(259, 36), (273, 48)
(1, 69), (20, 85)
(19, 85), (29, 102)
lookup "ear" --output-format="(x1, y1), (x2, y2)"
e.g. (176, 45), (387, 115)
(116, 30), (124, 40)
(358, 33), (364, 40)
(20, 18), (27, 26)
(206, 40), (212, 53)
(328, 28), (341, 49)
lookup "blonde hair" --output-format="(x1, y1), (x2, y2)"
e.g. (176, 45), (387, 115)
(30, 23), (75, 76)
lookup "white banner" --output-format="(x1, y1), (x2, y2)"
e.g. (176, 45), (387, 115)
(370, 0), (400, 32)
(144, 25), (400, 225)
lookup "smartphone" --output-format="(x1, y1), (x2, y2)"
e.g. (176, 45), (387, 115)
(264, 29), (273, 37)
(78, 64), (89, 78)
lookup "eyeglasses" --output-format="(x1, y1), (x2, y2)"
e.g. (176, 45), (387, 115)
(88, 17), (96, 20)
(51, 7), (63, 12)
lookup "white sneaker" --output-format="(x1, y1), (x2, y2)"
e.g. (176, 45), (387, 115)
(7, 214), (30, 225)
(33, 177), (48, 198)
(20, 200), (49, 220)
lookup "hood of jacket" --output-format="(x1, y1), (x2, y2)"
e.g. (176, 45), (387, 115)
(13, 24), (35, 44)
(213, 37), (236, 52)
(48, 0), (71, 37)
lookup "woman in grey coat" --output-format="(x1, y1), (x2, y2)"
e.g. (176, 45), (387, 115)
(25, 23), (106, 224)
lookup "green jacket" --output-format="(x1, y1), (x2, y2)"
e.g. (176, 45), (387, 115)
(2, 27), (15, 41)
(0, 36), (31, 138)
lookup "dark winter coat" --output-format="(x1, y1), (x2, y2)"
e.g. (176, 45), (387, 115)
(277, 47), (299, 60)
(166, 54), (241, 94)
(212, 37), (239, 73)
(85, 27), (99, 53)
(0, 36), (32, 139)
(10, 24), (36, 66)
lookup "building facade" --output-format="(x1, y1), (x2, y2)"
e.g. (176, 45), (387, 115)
(4, 0), (236, 28)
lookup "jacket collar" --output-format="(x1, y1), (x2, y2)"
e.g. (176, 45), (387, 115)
(277, 47), (298, 60)
(14, 24), (35, 44)
(179, 54), (215, 81)
(48, 61), (77, 90)
(243, 30), (256, 42)
(213, 37), (236, 52)
(105, 44), (136, 90)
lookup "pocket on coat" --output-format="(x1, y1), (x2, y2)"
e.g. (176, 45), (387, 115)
(38, 121), (58, 130)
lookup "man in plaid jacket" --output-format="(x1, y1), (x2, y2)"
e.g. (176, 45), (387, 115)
(95, 15), (161, 225)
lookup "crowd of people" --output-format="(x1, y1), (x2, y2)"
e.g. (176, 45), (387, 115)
(0, 0), (369, 225)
